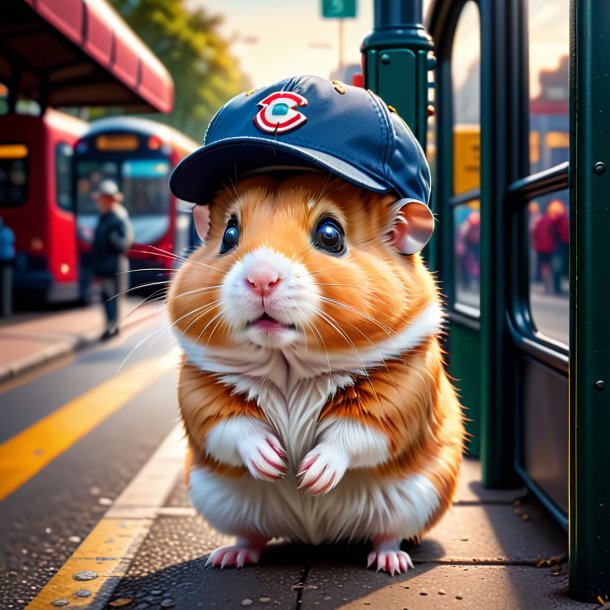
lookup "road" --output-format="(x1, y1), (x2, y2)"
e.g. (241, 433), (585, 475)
(0, 311), (178, 610)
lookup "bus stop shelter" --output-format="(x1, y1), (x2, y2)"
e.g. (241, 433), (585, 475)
(0, 0), (174, 113)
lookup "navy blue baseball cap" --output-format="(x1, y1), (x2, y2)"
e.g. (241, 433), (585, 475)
(169, 75), (431, 205)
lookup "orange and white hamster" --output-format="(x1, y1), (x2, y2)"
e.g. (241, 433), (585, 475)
(167, 171), (464, 575)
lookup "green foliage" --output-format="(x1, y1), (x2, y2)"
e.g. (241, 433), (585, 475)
(107, 0), (249, 140)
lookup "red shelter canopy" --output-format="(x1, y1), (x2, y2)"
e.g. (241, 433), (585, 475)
(0, 0), (174, 113)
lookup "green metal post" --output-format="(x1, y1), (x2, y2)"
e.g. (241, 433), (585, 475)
(478, 0), (518, 489)
(569, 0), (610, 600)
(361, 0), (434, 151)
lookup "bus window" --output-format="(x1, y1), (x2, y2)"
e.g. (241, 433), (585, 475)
(55, 142), (73, 211)
(528, 0), (569, 173)
(122, 160), (171, 245)
(0, 143), (29, 207)
(526, 191), (569, 345)
(451, 1), (480, 196)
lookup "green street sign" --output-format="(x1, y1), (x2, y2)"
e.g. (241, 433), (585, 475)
(322, 0), (356, 18)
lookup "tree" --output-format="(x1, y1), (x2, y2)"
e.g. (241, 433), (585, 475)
(108, 0), (249, 140)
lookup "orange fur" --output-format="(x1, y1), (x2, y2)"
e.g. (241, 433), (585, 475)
(169, 173), (463, 540)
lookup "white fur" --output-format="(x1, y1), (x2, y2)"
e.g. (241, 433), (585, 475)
(204, 415), (288, 481)
(316, 416), (389, 468)
(220, 247), (319, 348)
(189, 466), (440, 545)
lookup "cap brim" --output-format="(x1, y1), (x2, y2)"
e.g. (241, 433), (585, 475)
(169, 137), (393, 204)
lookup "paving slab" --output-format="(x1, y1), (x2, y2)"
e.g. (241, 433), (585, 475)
(454, 458), (527, 505)
(301, 562), (594, 610)
(105, 516), (305, 610)
(410, 500), (566, 564)
(0, 297), (163, 382)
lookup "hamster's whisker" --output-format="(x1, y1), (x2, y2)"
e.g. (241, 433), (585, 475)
(137, 245), (229, 276)
(318, 296), (399, 338)
(106, 280), (171, 302)
(202, 311), (226, 354)
(167, 284), (225, 301)
(316, 309), (384, 410)
(220, 175), (241, 202)
(121, 288), (168, 323)
(116, 322), (172, 374)
(170, 299), (224, 331)
(116, 268), (176, 275)
(131, 246), (189, 264)
(316, 283), (361, 288)
(302, 318), (332, 379)
(315, 172), (333, 205)
(319, 294), (413, 372)
(173, 299), (224, 342)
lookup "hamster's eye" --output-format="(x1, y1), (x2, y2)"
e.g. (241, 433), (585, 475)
(313, 218), (346, 255)
(220, 217), (239, 254)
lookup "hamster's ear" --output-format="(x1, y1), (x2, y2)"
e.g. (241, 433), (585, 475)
(388, 199), (435, 255)
(192, 204), (211, 243)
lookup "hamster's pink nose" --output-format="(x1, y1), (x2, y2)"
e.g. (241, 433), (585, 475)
(246, 268), (281, 296)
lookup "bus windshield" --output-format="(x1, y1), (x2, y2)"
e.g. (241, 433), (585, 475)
(76, 158), (171, 245)
(0, 144), (29, 207)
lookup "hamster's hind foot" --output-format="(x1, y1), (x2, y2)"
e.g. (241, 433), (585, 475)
(205, 535), (269, 569)
(366, 536), (414, 576)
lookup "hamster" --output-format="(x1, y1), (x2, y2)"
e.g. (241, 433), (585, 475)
(167, 171), (464, 575)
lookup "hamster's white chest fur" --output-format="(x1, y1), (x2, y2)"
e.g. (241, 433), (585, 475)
(188, 372), (441, 545)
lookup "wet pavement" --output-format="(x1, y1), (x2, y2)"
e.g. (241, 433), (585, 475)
(0, 306), (177, 610)
(0, 301), (598, 610)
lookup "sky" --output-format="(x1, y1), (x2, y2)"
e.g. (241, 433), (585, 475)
(190, 0), (568, 99)
(190, 0), (385, 86)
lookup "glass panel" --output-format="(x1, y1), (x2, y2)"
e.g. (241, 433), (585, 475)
(454, 200), (481, 311)
(0, 143), (28, 207)
(527, 190), (569, 344)
(122, 160), (171, 245)
(451, 1), (480, 195)
(528, 0), (569, 173)
(55, 142), (73, 211)
(121, 160), (171, 216)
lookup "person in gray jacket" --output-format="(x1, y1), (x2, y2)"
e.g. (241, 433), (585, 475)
(91, 180), (133, 340)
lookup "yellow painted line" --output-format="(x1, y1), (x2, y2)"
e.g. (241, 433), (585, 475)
(26, 517), (151, 610)
(0, 352), (178, 501)
(26, 425), (186, 610)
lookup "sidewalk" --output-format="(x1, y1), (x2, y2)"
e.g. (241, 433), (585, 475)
(27, 425), (598, 610)
(0, 297), (165, 384)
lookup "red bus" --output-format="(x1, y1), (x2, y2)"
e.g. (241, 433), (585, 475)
(0, 109), (87, 303)
(73, 117), (197, 298)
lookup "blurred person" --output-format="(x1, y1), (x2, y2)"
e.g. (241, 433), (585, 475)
(457, 210), (481, 292)
(528, 201), (542, 282)
(0, 217), (15, 317)
(533, 201), (564, 295)
(547, 199), (569, 292)
(91, 180), (133, 340)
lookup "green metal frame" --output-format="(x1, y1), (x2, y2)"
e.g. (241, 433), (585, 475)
(569, 0), (610, 599)
(361, 0), (433, 149)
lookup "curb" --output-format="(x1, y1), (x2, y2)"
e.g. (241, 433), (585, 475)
(0, 305), (163, 385)
(25, 425), (186, 610)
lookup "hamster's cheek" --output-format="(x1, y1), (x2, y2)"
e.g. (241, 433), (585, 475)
(219, 246), (321, 348)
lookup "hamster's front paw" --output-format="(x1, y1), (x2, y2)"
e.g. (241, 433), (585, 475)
(238, 431), (287, 482)
(298, 443), (349, 495)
